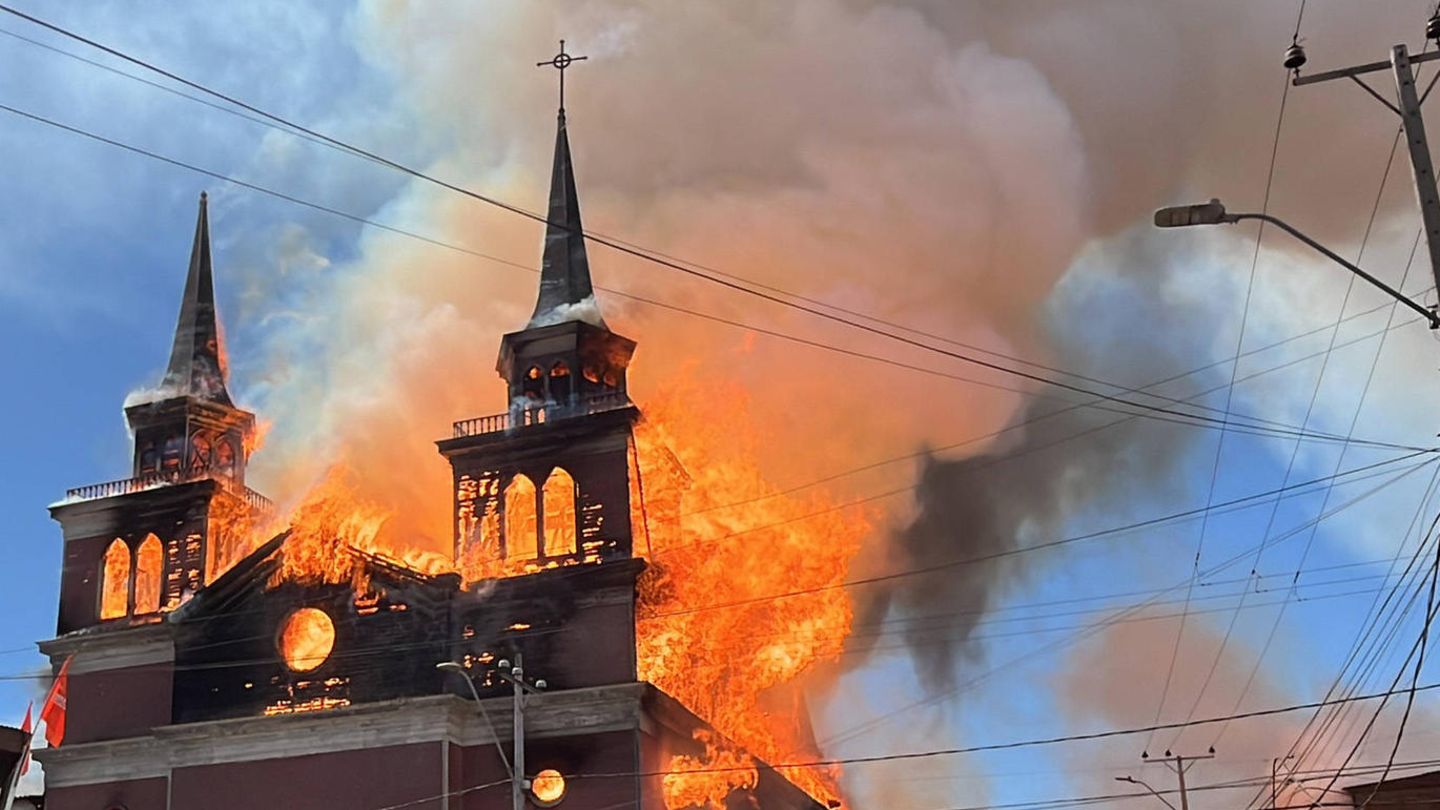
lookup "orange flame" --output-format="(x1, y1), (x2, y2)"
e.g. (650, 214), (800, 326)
(662, 730), (759, 810)
(634, 377), (866, 808)
(230, 373), (861, 808)
(266, 465), (452, 589)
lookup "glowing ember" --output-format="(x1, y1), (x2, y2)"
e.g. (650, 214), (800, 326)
(277, 607), (336, 672)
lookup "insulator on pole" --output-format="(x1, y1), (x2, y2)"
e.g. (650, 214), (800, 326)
(1284, 42), (1308, 70)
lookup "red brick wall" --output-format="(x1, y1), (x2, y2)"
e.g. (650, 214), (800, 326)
(169, 742), (444, 810)
(455, 730), (639, 810)
(56, 535), (107, 634)
(48, 776), (168, 810)
(68, 663), (173, 744)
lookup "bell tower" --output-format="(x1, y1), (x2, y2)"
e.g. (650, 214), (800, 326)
(51, 193), (271, 634)
(439, 106), (639, 580)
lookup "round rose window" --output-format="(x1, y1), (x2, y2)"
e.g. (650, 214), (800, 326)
(277, 607), (335, 672)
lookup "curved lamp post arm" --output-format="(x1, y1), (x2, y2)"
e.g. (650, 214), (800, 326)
(1117, 775), (1180, 810)
(1155, 200), (1440, 329)
(438, 661), (514, 780)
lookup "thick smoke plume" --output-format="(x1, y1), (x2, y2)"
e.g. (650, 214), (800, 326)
(849, 229), (1232, 690)
(207, 0), (1440, 802)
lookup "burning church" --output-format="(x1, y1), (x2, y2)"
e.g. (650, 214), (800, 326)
(33, 88), (849, 809)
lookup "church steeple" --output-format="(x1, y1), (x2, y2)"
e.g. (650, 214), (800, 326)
(529, 111), (604, 328)
(126, 192), (255, 484)
(161, 192), (232, 405)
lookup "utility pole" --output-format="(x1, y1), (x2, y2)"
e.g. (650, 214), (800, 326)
(1143, 750), (1214, 810)
(1272, 754), (1296, 810)
(1155, 14), (1440, 330)
(437, 656), (548, 810)
(1290, 23), (1440, 295)
(497, 653), (548, 810)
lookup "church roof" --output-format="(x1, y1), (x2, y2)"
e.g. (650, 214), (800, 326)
(161, 192), (233, 406)
(528, 111), (606, 329)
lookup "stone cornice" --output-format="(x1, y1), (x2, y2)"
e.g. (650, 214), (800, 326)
(38, 624), (175, 674)
(36, 683), (653, 788)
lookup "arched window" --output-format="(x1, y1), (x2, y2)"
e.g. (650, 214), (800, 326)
(138, 443), (159, 475)
(542, 467), (577, 557)
(522, 366), (545, 401)
(161, 435), (184, 472)
(549, 361), (572, 404)
(189, 432), (212, 475)
(214, 437), (237, 475)
(504, 474), (538, 560)
(134, 534), (164, 614)
(100, 539), (130, 620)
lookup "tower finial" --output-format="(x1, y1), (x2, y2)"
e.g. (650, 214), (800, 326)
(536, 39), (588, 114)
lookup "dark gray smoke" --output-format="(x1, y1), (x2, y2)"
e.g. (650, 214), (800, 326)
(851, 228), (1238, 690)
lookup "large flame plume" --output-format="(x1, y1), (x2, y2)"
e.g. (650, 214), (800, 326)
(211, 370), (864, 809)
(634, 377), (868, 808)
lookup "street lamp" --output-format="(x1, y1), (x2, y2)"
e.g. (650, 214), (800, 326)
(439, 657), (549, 810)
(437, 662), (515, 799)
(1116, 775), (1179, 810)
(1154, 199), (1440, 329)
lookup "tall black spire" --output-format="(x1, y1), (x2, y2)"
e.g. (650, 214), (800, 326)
(161, 192), (232, 405)
(529, 111), (604, 328)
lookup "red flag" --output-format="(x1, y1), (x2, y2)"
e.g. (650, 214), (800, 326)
(18, 703), (31, 775)
(39, 657), (70, 748)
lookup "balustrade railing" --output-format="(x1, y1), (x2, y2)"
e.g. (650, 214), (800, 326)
(452, 391), (633, 439)
(65, 471), (275, 512)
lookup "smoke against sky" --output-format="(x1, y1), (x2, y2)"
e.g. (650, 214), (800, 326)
(215, 0), (1440, 803)
(7, 0), (1440, 807)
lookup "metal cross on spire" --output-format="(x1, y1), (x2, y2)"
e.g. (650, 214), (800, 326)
(536, 40), (588, 114)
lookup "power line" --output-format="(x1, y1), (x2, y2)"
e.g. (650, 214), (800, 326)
(644, 450), (1437, 615)
(1, 6), (1431, 457)
(1150, 24), (1299, 748)
(685, 299), (1433, 520)
(820, 459), (1432, 748)
(555, 681), (1440, 780)
(1182, 93), (1415, 752)
(1218, 223), (1426, 758)
(1354, 533), (1440, 809)
(2, 456), (1425, 684)
(5, 100), (1408, 457)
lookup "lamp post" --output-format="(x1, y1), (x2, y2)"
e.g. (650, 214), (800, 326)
(439, 657), (547, 810)
(1116, 775), (1179, 810)
(1154, 199), (1440, 329)
(438, 660), (523, 810)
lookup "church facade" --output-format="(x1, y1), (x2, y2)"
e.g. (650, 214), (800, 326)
(34, 108), (825, 810)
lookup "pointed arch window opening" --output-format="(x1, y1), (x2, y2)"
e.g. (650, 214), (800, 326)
(549, 361), (573, 406)
(522, 366), (545, 403)
(542, 467), (578, 558)
(134, 534), (164, 615)
(189, 432), (212, 475)
(214, 436), (237, 476)
(100, 539), (131, 620)
(503, 474), (539, 561)
(161, 435), (184, 473)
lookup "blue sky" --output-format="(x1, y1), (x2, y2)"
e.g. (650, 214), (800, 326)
(5, 2), (1440, 808)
